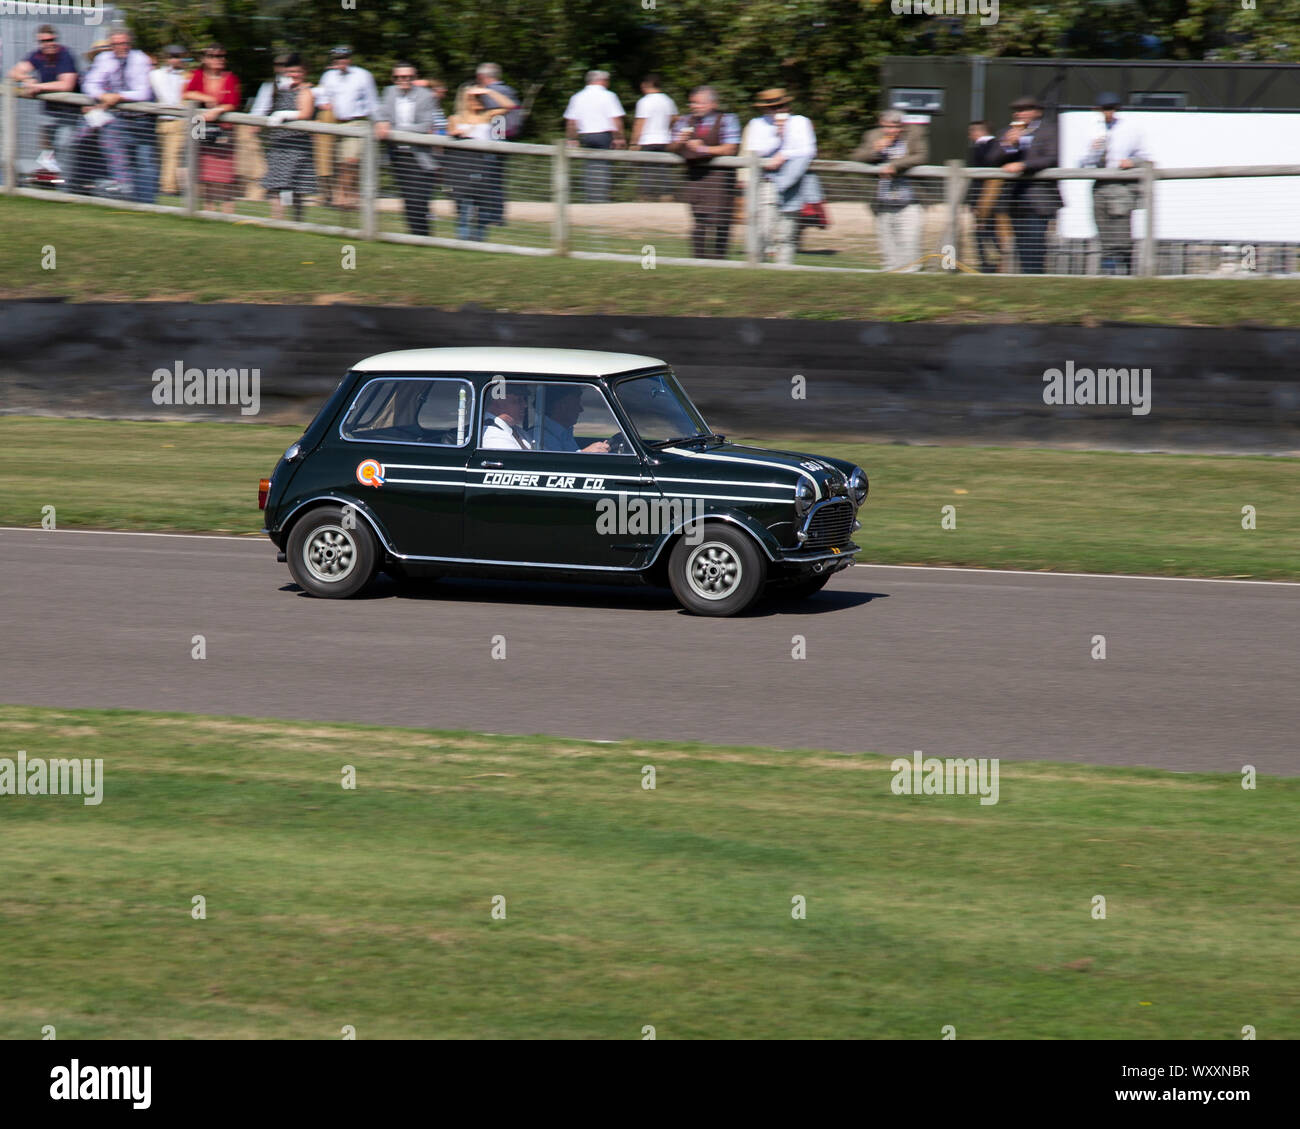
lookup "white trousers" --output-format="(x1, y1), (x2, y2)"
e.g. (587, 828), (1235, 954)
(875, 204), (922, 272)
(759, 181), (797, 264)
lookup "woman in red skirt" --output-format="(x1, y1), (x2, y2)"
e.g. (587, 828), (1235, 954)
(183, 43), (241, 213)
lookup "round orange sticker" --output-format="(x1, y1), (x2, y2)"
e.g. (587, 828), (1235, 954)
(356, 459), (385, 487)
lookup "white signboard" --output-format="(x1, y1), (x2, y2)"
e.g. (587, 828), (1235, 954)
(1057, 111), (1300, 243)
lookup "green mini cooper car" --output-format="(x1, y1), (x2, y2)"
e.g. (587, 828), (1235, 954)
(259, 347), (867, 616)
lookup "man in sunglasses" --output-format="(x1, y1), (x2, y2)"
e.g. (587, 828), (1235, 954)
(375, 62), (446, 237)
(8, 25), (80, 185)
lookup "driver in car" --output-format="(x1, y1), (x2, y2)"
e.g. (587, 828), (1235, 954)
(541, 386), (611, 453)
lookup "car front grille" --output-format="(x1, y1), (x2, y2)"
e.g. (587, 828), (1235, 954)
(802, 499), (855, 550)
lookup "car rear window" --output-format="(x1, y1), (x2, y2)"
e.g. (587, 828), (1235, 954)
(341, 377), (474, 446)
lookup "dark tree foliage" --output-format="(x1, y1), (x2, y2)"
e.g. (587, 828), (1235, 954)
(121, 0), (1300, 156)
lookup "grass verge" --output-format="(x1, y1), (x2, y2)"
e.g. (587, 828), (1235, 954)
(1, 415), (1296, 579)
(3, 195), (1300, 324)
(1, 704), (1295, 1039)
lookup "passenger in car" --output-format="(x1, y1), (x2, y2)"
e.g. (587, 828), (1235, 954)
(481, 386), (533, 449)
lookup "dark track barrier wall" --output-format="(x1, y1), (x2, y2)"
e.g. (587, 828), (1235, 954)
(2, 301), (1297, 451)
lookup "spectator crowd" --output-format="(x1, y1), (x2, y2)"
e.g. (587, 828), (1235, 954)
(9, 24), (1150, 272)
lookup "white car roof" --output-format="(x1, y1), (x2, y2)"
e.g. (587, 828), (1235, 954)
(352, 347), (666, 377)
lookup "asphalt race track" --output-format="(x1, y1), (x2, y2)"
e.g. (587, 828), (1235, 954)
(3, 528), (1297, 776)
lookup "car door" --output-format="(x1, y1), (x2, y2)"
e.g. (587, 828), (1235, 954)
(465, 379), (662, 569)
(331, 374), (471, 559)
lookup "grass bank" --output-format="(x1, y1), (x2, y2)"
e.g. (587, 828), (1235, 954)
(1, 705), (1294, 1039)
(2, 195), (1299, 324)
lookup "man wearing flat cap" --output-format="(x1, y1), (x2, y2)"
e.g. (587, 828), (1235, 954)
(745, 88), (818, 264)
(1080, 92), (1150, 275)
(315, 46), (378, 209)
(853, 108), (930, 271)
(993, 95), (1061, 274)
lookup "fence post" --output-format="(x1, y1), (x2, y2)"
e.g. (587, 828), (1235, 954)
(551, 140), (569, 256)
(744, 154), (762, 265)
(2, 82), (17, 194)
(359, 123), (378, 240)
(1139, 163), (1157, 277)
(183, 113), (198, 216)
(943, 159), (965, 272)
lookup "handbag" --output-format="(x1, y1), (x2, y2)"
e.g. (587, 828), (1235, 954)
(800, 200), (829, 228)
(200, 122), (232, 148)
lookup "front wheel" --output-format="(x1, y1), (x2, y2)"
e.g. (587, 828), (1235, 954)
(286, 505), (379, 598)
(667, 527), (766, 617)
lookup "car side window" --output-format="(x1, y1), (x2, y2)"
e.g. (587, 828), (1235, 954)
(480, 381), (624, 453)
(342, 378), (474, 446)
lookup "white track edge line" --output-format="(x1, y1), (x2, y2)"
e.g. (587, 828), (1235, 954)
(3, 528), (1297, 587)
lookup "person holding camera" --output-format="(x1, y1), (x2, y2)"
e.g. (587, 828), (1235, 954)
(1080, 92), (1149, 275)
(853, 108), (929, 272)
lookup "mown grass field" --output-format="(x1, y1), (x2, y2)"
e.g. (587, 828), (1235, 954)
(1, 705), (1295, 1039)
(1, 415), (1296, 580)
(3, 195), (1300, 323)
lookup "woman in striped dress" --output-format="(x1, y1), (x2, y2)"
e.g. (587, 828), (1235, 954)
(262, 55), (317, 222)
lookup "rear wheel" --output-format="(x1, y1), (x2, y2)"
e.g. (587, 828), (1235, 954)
(667, 526), (766, 617)
(286, 505), (378, 598)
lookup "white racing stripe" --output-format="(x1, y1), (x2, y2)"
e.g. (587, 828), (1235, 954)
(653, 475), (796, 492)
(668, 447), (824, 498)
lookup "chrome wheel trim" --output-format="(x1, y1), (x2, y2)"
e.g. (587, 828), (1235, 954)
(685, 540), (743, 601)
(303, 524), (358, 583)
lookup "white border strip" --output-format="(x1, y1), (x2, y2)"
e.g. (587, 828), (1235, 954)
(854, 562), (1300, 587)
(3, 528), (1297, 586)
(0, 527), (257, 542)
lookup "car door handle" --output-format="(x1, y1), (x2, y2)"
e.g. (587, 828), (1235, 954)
(481, 460), (503, 469)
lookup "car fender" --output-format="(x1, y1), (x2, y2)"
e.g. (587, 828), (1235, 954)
(646, 507), (780, 566)
(275, 493), (396, 554)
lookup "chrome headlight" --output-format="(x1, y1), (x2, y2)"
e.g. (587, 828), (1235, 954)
(848, 467), (868, 506)
(795, 480), (815, 516)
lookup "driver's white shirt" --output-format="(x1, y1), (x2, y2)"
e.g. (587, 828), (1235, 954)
(481, 414), (533, 450)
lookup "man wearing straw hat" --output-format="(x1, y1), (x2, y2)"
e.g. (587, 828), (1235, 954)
(746, 88), (817, 265)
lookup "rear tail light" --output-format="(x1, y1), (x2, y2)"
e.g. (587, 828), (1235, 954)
(258, 478), (271, 510)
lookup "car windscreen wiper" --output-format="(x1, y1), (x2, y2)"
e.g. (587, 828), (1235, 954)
(647, 433), (725, 449)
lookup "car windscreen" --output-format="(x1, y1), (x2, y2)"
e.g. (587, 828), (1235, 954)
(613, 372), (710, 446)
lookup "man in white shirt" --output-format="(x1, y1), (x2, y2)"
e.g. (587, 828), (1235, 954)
(564, 70), (625, 203)
(1080, 92), (1150, 275)
(631, 74), (676, 201)
(481, 387), (534, 450)
(747, 89), (817, 264)
(82, 29), (157, 202)
(149, 45), (190, 196)
(315, 45), (378, 209)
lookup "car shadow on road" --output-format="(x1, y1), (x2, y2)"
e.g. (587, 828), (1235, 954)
(748, 589), (888, 616)
(283, 575), (888, 615)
